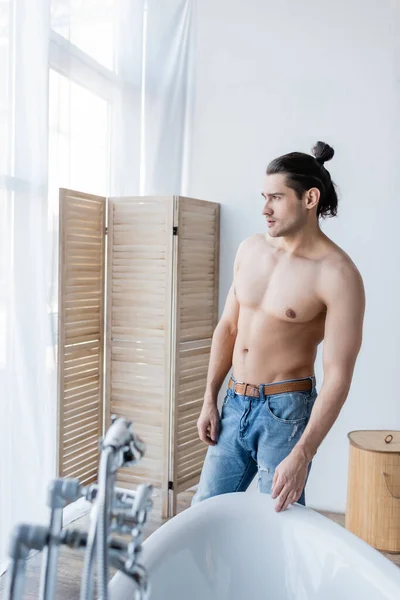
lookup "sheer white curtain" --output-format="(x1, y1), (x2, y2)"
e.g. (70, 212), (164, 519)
(0, 0), (193, 575)
(0, 0), (54, 575)
(142, 0), (194, 196)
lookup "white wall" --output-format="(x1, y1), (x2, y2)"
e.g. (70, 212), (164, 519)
(187, 0), (400, 512)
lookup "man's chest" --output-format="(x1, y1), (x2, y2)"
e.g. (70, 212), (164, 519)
(235, 253), (325, 323)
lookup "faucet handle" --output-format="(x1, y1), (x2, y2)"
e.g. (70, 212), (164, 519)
(131, 484), (153, 523)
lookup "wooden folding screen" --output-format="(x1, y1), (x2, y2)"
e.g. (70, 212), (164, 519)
(105, 196), (174, 516)
(58, 192), (220, 517)
(57, 189), (106, 486)
(170, 197), (220, 515)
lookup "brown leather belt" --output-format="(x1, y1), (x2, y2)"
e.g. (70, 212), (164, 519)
(228, 376), (313, 397)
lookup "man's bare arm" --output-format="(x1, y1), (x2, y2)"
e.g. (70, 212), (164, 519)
(294, 259), (366, 462)
(272, 258), (365, 511)
(197, 242), (243, 445)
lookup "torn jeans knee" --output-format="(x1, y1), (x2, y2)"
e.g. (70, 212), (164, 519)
(257, 464), (272, 494)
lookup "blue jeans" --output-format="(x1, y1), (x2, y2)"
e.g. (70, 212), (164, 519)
(192, 375), (318, 507)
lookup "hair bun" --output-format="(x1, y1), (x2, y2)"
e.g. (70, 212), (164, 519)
(312, 141), (334, 166)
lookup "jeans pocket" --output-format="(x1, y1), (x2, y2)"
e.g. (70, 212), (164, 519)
(266, 391), (310, 424)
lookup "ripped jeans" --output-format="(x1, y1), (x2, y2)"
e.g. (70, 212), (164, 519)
(191, 376), (317, 507)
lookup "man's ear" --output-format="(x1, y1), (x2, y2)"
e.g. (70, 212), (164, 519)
(305, 187), (320, 210)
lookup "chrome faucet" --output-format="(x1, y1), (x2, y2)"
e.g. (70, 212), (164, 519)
(4, 417), (153, 600)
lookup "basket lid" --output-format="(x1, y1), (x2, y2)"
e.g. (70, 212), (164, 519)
(348, 430), (400, 453)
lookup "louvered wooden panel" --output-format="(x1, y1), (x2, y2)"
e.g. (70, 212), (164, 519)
(178, 198), (220, 342)
(105, 197), (174, 509)
(57, 189), (106, 485)
(171, 197), (220, 508)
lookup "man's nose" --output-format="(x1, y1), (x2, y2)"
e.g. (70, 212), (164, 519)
(263, 205), (273, 216)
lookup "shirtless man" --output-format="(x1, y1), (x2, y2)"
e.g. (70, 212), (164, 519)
(192, 141), (365, 512)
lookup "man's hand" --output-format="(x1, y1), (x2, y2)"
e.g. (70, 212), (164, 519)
(271, 450), (310, 512)
(197, 401), (220, 446)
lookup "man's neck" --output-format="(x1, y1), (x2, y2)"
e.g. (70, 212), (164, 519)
(267, 222), (325, 258)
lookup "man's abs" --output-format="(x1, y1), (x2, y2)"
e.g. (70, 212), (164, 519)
(231, 307), (325, 385)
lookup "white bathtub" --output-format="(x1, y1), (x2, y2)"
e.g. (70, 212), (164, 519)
(109, 492), (400, 600)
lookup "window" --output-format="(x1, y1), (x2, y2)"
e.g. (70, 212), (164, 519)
(48, 69), (110, 224)
(51, 0), (117, 71)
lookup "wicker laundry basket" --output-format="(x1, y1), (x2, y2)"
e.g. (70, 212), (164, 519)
(345, 430), (400, 553)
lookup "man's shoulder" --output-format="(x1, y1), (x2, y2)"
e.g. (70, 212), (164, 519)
(318, 244), (364, 299)
(237, 233), (266, 254)
(242, 233), (265, 246)
(320, 244), (361, 279)
(233, 234), (266, 272)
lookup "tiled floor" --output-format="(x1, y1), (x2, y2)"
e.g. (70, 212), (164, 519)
(0, 489), (399, 599)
